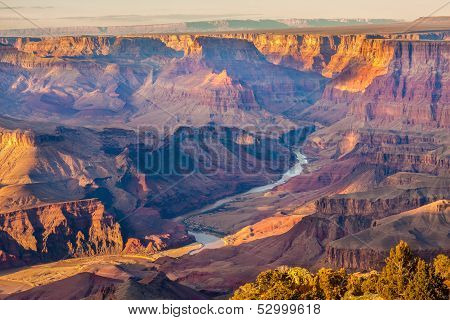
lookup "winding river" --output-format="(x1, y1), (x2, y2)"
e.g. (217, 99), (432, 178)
(184, 150), (307, 254)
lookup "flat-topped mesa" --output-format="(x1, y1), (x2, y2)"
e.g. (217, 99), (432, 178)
(3, 34), (443, 83)
(11, 36), (112, 57)
(3, 36), (182, 59)
(0, 33), (390, 68)
(0, 199), (123, 270)
(151, 33), (413, 82)
(152, 33), (388, 78)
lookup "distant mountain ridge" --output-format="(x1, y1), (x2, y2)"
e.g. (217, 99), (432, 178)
(0, 18), (402, 37)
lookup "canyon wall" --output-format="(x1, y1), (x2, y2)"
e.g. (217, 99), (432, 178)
(0, 199), (123, 269)
(342, 130), (450, 175)
(1, 33), (447, 128)
(319, 39), (449, 127)
(325, 200), (450, 270)
(315, 190), (442, 218)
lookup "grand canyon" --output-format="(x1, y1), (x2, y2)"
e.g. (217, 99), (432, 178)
(0, 16), (448, 300)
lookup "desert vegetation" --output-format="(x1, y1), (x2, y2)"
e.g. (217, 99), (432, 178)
(231, 241), (449, 300)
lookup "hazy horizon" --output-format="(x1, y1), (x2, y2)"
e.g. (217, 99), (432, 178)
(0, 0), (449, 30)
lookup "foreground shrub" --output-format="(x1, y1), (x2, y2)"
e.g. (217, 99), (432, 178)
(231, 267), (315, 300)
(404, 259), (448, 300)
(315, 268), (348, 300)
(433, 254), (450, 283)
(231, 241), (449, 300)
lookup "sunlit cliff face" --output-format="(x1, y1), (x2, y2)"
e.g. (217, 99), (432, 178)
(0, 130), (36, 148)
(322, 37), (395, 92)
(12, 36), (112, 57)
(336, 130), (360, 158)
(156, 34), (203, 56)
(1, 34), (436, 95)
(151, 33), (399, 93)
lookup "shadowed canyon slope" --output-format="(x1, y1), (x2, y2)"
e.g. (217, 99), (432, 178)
(0, 21), (449, 298)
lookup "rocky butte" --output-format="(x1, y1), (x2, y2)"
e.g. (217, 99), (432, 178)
(0, 199), (122, 269)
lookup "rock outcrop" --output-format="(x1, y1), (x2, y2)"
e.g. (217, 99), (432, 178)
(0, 199), (123, 269)
(315, 188), (444, 218)
(121, 208), (194, 254)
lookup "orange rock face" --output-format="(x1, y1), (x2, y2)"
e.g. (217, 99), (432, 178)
(0, 199), (123, 269)
(224, 213), (304, 246)
(319, 40), (449, 127)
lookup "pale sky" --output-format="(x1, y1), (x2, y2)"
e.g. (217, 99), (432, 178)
(0, 0), (449, 29)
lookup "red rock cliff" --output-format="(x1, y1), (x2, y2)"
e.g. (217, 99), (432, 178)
(0, 199), (123, 269)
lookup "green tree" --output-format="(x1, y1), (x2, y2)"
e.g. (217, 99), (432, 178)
(231, 283), (261, 300)
(377, 241), (417, 299)
(346, 273), (364, 297)
(361, 271), (379, 295)
(433, 254), (450, 283)
(404, 259), (449, 300)
(230, 242), (450, 300)
(231, 267), (315, 300)
(316, 268), (348, 300)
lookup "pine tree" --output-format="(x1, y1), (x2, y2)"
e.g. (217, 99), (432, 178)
(404, 259), (449, 300)
(230, 242), (450, 300)
(404, 259), (433, 299)
(377, 241), (417, 299)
